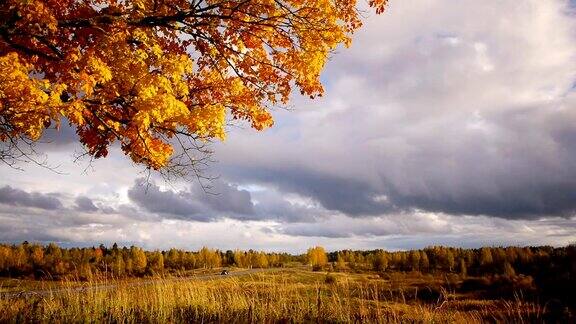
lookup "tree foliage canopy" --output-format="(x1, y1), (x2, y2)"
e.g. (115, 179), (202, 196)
(306, 246), (328, 268)
(0, 0), (387, 174)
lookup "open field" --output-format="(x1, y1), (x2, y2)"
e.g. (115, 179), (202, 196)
(0, 267), (273, 297)
(0, 268), (568, 323)
(0, 244), (574, 322)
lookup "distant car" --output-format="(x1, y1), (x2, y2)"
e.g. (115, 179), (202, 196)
(220, 270), (229, 275)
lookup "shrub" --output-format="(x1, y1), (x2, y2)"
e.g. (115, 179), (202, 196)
(460, 277), (492, 292)
(312, 264), (323, 272)
(324, 273), (337, 284)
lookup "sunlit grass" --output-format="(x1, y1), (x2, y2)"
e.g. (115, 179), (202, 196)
(0, 270), (546, 323)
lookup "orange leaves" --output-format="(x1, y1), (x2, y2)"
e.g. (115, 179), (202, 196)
(370, 0), (390, 14)
(122, 128), (174, 170)
(76, 56), (113, 96)
(9, 0), (58, 33)
(249, 108), (274, 131)
(0, 0), (388, 172)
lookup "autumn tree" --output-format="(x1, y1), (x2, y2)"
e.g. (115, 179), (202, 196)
(306, 246), (328, 270)
(45, 243), (63, 275)
(198, 246), (220, 268)
(409, 250), (420, 272)
(112, 254), (126, 276)
(254, 252), (269, 268)
(480, 247), (494, 271)
(268, 253), (280, 267)
(182, 252), (197, 269)
(233, 249), (247, 268)
(30, 244), (45, 269)
(0, 246), (12, 272)
(459, 259), (467, 278)
(372, 250), (388, 271)
(147, 251), (164, 274)
(503, 261), (516, 277)
(335, 253), (347, 271)
(130, 246), (147, 275)
(165, 248), (182, 270)
(420, 251), (429, 271)
(0, 0), (388, 175)
(445, 249), (455, 272)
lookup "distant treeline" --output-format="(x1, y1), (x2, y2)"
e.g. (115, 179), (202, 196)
(0, 242), (300, 280)
(0, 243), (574, 286)
(328, 245), (576, 277)
(327, 245), (576, 306)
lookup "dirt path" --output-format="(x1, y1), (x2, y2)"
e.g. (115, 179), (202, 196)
(0, 268), (278, 299)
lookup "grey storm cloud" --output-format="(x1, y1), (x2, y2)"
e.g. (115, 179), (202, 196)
(0, 185), (63, 210)
(75, 196), (99, 212)
(128, 180), (211, 221)
(274, 213), (576, 240)
(249, 188), (331, 223)
(369, 103), (576, 219)
(126, 178), (334, 223)
(220, 167), (395, 217)
(0, 200), (157, 245)
(213, 0), (576, 221)
(0, 221), (66, 242)
(127, 179), (255, 222)
(275, 213), (454, 239)
(220, 100), (576, 221)
(203, 181), (256, 215)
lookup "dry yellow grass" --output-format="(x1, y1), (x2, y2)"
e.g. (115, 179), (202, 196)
(0, 270), (545, 323)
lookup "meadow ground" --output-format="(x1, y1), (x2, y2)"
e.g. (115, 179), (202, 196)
(0, 268), (560, 323)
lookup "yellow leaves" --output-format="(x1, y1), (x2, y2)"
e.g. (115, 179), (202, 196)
(151, 45), (163, 58)
(295, 49), (327, 97)
(87, 57), (113, 84)
(131, 30), (149, 43)
(133, 74), (190, 129)
(78, 57), (113, 96)
(48, 83), (68, 118)
(132, 0), (149, 11)
(0, 0), (389, 172)
(307, 246), (328, 268)
(131, 30), (164, 59)
(68, 49), (81, 63)
(227, 79), (274, 130)
(250, 108), (274, 131)
(160, 54), (193, 80)
(0, 52), (63, 141)
(187, 104), (227, 141)
(143, 137), (174, 169)
(62, 101), (87, 126)
(229, 78), (245, 97)
(79, 73), (95, 96)
(138, 84), (159, 101)
(134, 49), (149, 63)
(134, 93), (189, 129)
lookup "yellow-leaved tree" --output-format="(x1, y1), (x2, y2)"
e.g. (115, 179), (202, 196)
(0, 0), (388, 176)
(306, 246), (328, 270)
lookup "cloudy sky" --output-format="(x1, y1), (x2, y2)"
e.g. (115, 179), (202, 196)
(2, 0), (576, 253)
